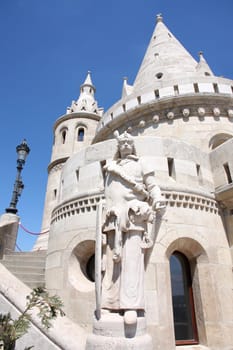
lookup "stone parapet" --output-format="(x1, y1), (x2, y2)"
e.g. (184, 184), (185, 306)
(94, 77), (233, 142)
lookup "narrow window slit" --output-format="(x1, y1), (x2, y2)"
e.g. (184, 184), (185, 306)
(193, 83), (199, 93)
(155, 89), (160, 99)
(174, 85), (179, 95)
(213, 83), (219, 93)
(168, 157), (175, 179)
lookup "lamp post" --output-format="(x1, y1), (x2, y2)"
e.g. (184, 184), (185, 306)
(5, 139), (30, 214)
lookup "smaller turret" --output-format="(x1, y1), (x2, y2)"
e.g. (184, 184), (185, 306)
(33, 72), (103, 251)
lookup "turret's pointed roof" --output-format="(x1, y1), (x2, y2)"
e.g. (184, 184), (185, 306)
(195, 51), (213, 76)
(68, 71), (103, 115)
(133, 14), (198, 92)
(81, 70), (96, 90)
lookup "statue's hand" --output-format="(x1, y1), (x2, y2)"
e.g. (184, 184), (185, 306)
(152, 200), (166, 212)
(140, 232), (153, 249)
(113, 252), (121, 263)
(134, 183), (144, 192)
(105, 162), (118, 174)
(133, 183), (148, 198)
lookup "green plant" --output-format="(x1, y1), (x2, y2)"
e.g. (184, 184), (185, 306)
(0, 287), (65, 350)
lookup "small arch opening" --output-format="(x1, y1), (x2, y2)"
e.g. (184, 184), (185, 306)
(78, 128), (85, 142)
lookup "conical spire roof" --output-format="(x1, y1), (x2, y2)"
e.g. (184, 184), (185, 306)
(133, 14), (198, 92)
(81, 70), (96, 90)
(68, 71), (102, 115)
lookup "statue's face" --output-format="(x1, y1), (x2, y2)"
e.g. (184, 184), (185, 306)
(118, 139), (134, 158)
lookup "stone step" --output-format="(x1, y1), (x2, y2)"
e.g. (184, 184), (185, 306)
(1, 251), (46, 289)
(14, 272), (45, 280)
(4, 250), (46, 256)
(2, 259), (45, 269)
(24, 281), (46, 289)
(3, 251), (46, 261)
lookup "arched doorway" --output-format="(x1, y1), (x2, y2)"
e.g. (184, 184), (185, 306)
(170, 251), (198, 345)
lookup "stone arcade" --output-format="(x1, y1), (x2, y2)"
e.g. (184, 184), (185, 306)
(1, 14), (233, 350)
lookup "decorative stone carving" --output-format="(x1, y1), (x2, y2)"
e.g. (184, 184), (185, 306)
(167, 111), (174, 120)
(198, 107), (205, 117)
(227, 109), (233, 118)
(98, 131), (166, 324)
(213, 107), (220, 117)
(138, 120), (145, 128)
(182, 108), (190, 117)
(152, 115), (159, 123)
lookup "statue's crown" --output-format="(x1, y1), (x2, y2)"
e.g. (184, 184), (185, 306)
(114, 130), (134, 143)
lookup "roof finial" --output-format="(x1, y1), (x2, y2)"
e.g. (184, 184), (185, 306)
(156, 13), (163, 23)
(198, 51), (205, 61)
(82, 70), (94, 87)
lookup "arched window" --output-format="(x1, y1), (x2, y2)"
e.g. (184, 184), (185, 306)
(61, 129), (67, 144)
(170, 252), (198, 345)
(77, 127), (85, 142)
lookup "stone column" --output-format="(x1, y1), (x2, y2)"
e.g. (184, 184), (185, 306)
(0, 213), (19, 259)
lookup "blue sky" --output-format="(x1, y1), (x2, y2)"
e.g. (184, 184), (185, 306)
(0, 0), (232, 251)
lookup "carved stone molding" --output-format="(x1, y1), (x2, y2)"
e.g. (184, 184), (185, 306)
(51, 190), (219, 224)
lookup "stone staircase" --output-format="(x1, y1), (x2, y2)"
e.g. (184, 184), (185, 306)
(1, 251), (46, 289)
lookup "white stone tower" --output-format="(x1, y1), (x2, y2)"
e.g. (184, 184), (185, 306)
(34, 72), (103, 250)
(34, 14), (233, 349)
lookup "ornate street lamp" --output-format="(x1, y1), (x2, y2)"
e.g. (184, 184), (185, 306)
(5, 139), (30, 214)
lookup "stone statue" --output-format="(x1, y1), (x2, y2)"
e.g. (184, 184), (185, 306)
(99, 131), (165, 324)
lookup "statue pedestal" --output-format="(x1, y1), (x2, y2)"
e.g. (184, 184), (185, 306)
(86, 313), (153, 350)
